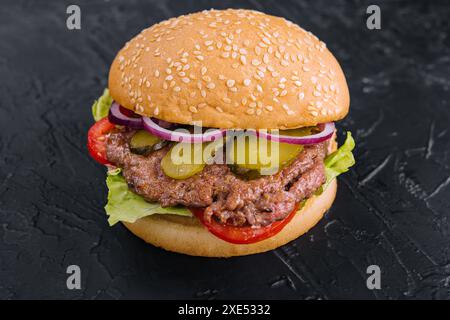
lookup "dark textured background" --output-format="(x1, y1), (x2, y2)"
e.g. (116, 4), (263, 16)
(1, 0), (449, 300)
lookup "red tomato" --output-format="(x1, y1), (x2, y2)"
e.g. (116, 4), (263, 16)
(190, 203), (300, 244)
(87, 118), (115, 165)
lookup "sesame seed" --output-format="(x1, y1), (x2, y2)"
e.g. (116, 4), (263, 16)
(243, 79), (251, 86)
(196, 55), (204, 61)
(189, 106), (198, 113)
(201, 67), (207, 75)
(174, 86), (181, 92)
(252, 59), (261, 66)
(294, 81), (302, 87)
(216, 106), (223, 113)
(298, 92), (305, 100)
(145, 81), (151, 87)
(226, 79), (236, 87)
(206, 82), (216, 90)
(265, 105), (273, 111)
(262, 37), (271, 45)
(246, 109), (255, 115)
(182, 77), (190, 83)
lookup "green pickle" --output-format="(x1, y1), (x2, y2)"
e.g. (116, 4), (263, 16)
(130, 130), (161, 155)
(160, 126), (317, 179)
(161, 143), (205, 179)
(230, 126), (317, 174)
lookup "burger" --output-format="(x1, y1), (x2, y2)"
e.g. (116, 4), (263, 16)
(87, 9), (356, 257)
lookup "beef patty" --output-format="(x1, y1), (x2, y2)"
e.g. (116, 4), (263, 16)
(106, 131), (327, 227)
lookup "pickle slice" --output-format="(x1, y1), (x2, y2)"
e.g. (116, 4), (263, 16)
(231, 138), (303, 172)
(161, 143), (206, 179)
(130, 130), (161, 155)
(229, 127), (318, 173)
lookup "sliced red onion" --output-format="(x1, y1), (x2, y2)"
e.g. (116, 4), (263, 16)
(257, 122), (335, 145)
(108, 102), (143, 129)
(142, 117), (225, 143)
(154, 118), (175, 129)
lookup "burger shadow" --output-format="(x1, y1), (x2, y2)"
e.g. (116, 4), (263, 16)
(107, 223), (295, 299)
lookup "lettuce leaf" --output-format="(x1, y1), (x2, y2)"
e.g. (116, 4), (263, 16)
(323, 131), (356, 190)
(105, 168), (192, 226)
(92, 88), (113, 121)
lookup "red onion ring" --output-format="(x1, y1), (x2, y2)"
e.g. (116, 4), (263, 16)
(142, 117), (225, 143)
(256, 122), (335, 145)
(155, 118), (175, 129)
(108, 102), (143, 129)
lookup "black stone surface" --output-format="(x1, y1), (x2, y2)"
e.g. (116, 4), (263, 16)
(1, 0), (449, 300)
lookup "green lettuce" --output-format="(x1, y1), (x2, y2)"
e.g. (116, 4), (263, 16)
(92, 88), (113, 121)
(323, 131), (356, 190)
(105, 168), (192, 226)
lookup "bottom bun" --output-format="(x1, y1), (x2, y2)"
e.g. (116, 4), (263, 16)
(123, 179), (337, 257)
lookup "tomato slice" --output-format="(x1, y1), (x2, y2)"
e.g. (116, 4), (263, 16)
(87, 117), (115, 165)
(190, 203), (300, 244)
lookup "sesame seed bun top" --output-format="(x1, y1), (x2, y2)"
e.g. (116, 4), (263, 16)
(109, 9), (349, 129)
